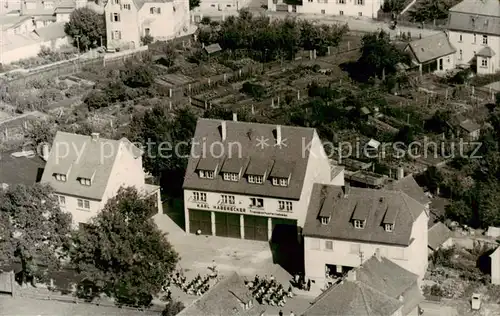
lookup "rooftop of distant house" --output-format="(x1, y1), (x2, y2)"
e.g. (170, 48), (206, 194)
(0, 150), (45, 187)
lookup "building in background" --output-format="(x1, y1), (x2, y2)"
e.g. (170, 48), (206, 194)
(303, 184), (428, 289)
(448, 0), (500, 74)
(104, 0), (191, 51)
(40, 131), (161, 227)
(183, 117), (344, 241)
(267, 0), (382, 19)
(405, 32), (456, 75)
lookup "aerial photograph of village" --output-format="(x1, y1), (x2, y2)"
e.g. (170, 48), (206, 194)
(1, 0), (500, 315)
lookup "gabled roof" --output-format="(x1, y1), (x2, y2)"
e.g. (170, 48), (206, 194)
(302, 255), (422, 316)
(449, 0), (500, 17)
(33, 22), (67, 41)
(303, 184), (425, 246)
(177, 272), (264, 316)
(183, 119), (316, 200)
(132, 0), (172, 10)
(0, 150), (45, 186)
(428, 222), (452, 250)
(448, 0), (500, 35)
(40, 131), (142, 200)
(460, 119), (481, 132)
(386, 175), (430, 206)
(407, 32), (456, 64)
(477, 46), (495, 57)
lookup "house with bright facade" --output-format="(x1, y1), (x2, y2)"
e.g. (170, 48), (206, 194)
(182, 117), (344, 242)
(405, 32), (456, 75)
(40, 131), (161, 227)
(267, 0), (382, 19)
(303, 184), (428, 289)
(104, 0), (191, 51)
(448, 0), (500, 74)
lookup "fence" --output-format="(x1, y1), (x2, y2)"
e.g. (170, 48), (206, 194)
(1, 46), (149, 89)
(376, 11), (447, 31)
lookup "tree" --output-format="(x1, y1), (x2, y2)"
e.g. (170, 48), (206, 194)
(25, 119), (57, 147)
(121, 64), (155, 88)
(84, 90), (110, 110)
(189, 0), (200, 10)
(0, 184), (72, 284)
(64, 8), (106, 51)
(70, 187), (179, 306)
(408, 0), (456, 23)
(162, 300), (185, 316)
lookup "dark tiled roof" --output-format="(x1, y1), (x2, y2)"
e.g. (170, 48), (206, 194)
(386, 175), (430, 206)
(302, 255), (423, 316)
(178, 272), (264, 316)
(221, 157), (247, 173)
(302, 280), (402, 316)
(449, 0), (500, 17)
(459, 119), (481, 133)
(269, 161), (294, 178)
(448, 10), (500, 35)
(183, 119), (315, 200)
(303, 184), (425, 246)
(428, 222), (452, 250)
(0, 150), (45, 186)
(407, 32), (456, 64)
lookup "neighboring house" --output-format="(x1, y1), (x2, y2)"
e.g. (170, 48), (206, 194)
(177, 272), (265, 316)
(40, 131), (161, 227)
(302, 254), (425, 316)
(0, 111), (47, 145)
(428, 222), (453, 254)
(32, 22), (70, 50)
(104, 0), (191, 51)
(303, 184), (428, 289)
(386, 174), (431, 212)
(448, 113), (481, 140)
(405, 32), (456, 75)
(192, 0), (250, 13)
(183, 117), (344, 241)
(0, 150), (46, 189)
(490, 246), (500, 285)
(448, 0), (500, 74)
(267, 0), (382, 19)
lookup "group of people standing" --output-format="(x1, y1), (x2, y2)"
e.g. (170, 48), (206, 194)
(293, 273), (311, 291)
(246, 275), (293, 307)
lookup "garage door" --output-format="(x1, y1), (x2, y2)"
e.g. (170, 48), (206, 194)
(189, 209), (212, 235)
(244, 215), (268, 241)
(215, 212), (241, 238)
(271, 218), (298, 244)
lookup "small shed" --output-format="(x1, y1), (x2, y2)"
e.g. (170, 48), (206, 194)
(428, 222), (453, 254)
(203, 43), (222, 55)
(405, 32), (456, 75)
(449, 114), (481, 140)
(490, 247), (500, 285)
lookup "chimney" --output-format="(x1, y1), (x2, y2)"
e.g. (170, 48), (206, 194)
(233, 113), (238, 122)
(343, 183), (351, 198)
(221, 121), (227, 141)
(91, 132), (99, 141)
(41, 143), (50, 161)
(397, 167), (404, 180)
(276, 125), (282, 145)
(346, 269), (356, 281)
(375, 248), (381, 261)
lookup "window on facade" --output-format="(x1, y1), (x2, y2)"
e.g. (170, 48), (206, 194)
(338, 0), (345, 3)
(112, 30), (121, 40)
(112, 13), (120, 22)
(123, 3), (131, 9)
(77, 199), (90, 210)
(339, 10), (344, 15)
(57, 195), (66, 205)
(459, 34), (462, 42)
(221, 195), (235, 205)
(113, 0), (120, 4)
(157, 7), (161, 13)
(473, 33), (476, 43)
(43, 1), (54, 9)
(459, 49), (463, 60)
(199, 170), (215, 179)
(310, 239), (320, 250)
(248, 175), (263, 184)
(385, 223), (394, 232)
(193, 192), (207, 202)
(354, 219), (365, 229)
(350, 243), (360, 254)
(483, 35), (488, 45)
(55, 173), (66, 182)
(356, 0), (364, 4)
(324, 240), (333, 250)
(223, 172), (239, 181)
(226, 4), (231, 6)
(250, 197), (264, 208)
(358, 12), (362, 16)
(482, 59), (488, 67)
(278, 201), (293, 211)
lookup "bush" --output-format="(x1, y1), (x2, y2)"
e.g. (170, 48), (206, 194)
(241, 82), (266, 100)
(84, 90), (110, 110)
(141, 34), (154, 46)
(121, 64), (155, 88)
(162, 300), (184, 316)
(200, 16), (211, 25)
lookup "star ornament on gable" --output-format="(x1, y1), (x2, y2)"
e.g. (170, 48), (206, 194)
(274, 138), (288, 149)
(255, 136), (270, 149)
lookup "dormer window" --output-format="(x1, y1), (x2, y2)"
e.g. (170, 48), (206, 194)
(354, 219), (365, 229)
(272, 177), (289, 187)
(199, 170), (215, 179)
(321, 216), (330, 225)
(248, 175), (263, 184)
(79, 178), (91, 186)
(223, 172), (239, 182)
(385, 223), (394, 232)
(54, 173), (67, 182)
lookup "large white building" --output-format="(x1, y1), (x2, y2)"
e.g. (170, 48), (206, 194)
(267, 0), (382, 19)
(104, 0), (191, 51)
(182, 117), (344, 241)
(40, 131), (161, 227)
(303, 184), (429, 289)
(448, 0), (500, 74)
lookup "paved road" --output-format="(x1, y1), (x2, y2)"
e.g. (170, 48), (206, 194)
(196, 9), (441, 39)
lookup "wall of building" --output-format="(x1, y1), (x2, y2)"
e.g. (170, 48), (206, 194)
(56, 193), (103, 227)
(491, 249), (500, 285)
(56, 13), (71, 23)
(105, 0), (140, 50)
(449, 30), (499, 73)
(409, 211), (428, 280)
(193, 0), (250, 13)
(267, 0), (382, 18)
(139, 2), (175, 41)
